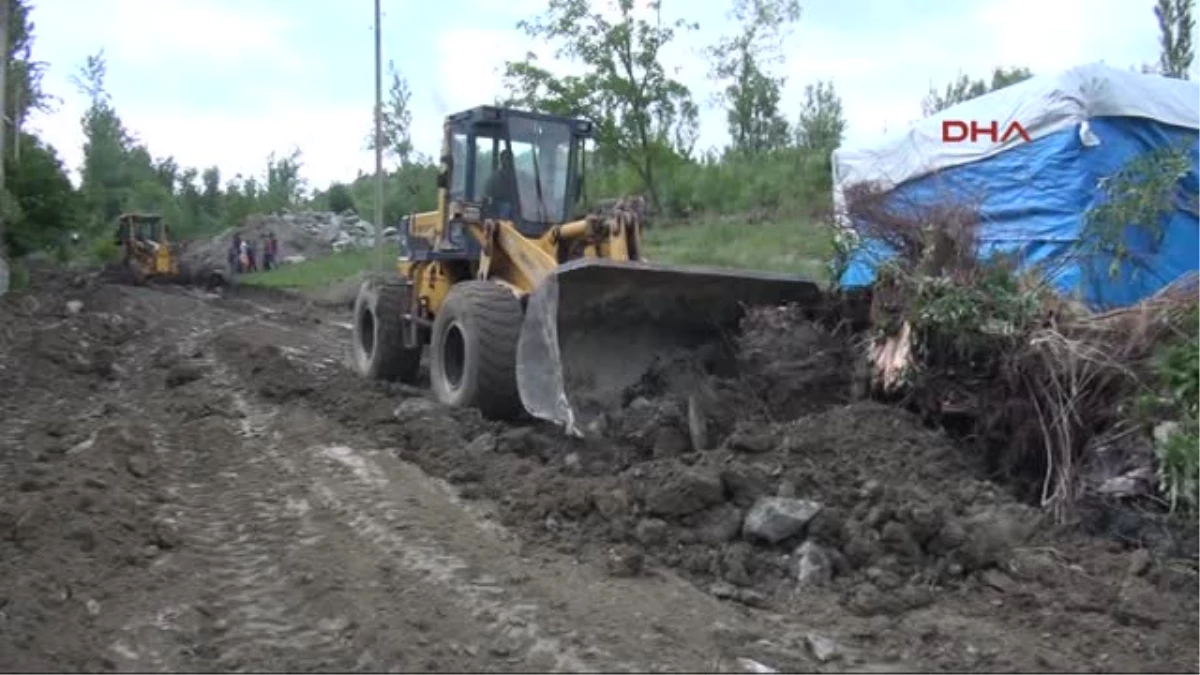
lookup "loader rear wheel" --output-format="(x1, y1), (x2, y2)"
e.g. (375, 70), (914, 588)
(353, 278), (421, 383)
(430, 280), (524, 420)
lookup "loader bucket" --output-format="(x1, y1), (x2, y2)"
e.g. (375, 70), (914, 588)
(516, 258), (824, 436)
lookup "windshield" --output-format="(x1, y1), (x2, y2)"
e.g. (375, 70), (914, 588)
(507, 117), (571, 224)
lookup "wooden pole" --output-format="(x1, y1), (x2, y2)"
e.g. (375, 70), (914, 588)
(0, 0), (10, 295)
(373, 0), (384, 274)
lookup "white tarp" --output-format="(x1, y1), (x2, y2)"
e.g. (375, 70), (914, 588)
(832, 62), (1200, 203)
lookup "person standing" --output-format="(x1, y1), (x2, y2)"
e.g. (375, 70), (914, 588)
(261, 233), (274, 270)
(229, 234), (243, 274)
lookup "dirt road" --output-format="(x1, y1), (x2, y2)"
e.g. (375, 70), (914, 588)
(1, 270), (1196, 673)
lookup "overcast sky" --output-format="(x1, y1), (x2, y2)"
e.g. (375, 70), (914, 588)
(24, 0), (1200, 190)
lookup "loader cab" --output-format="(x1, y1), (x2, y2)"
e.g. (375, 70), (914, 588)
(116, 213), (167, 245)
(439, 106), (592, 237)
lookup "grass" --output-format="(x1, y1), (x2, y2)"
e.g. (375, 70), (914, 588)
(240, 249), (375, 289)
(644, 216), (831, 280)
(240, 215), (832, 290)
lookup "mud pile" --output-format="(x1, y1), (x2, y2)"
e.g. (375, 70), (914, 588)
(0, 270), (177, 671)
(211, 298), (1198, 671)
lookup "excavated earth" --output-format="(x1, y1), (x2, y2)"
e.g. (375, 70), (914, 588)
(1, 266), (1197, 673)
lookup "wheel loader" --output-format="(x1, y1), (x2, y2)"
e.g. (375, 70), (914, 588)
(114, 212), (180, 285)
(352, 105), (823, 435)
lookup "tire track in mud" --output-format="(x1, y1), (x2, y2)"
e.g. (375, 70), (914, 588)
(207, 351), (617, 673)
(107, 298), (627, 672)
(107, 314), (375, 672)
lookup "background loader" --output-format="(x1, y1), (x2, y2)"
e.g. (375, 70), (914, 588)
(352, 105), (823, 435)
(114, 212), (180, 285)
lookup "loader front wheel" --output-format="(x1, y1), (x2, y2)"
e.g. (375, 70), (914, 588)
(353, 278), (421, 383)
(430, 280), (523, 420)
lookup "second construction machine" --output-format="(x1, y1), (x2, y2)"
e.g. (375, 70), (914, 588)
(352, 106), (822, 435)
(114, 212), (180, 285)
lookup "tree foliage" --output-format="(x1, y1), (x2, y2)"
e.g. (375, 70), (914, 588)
(1154, 0), (1196, 79)
(366, 60), (416, 167)
(706, 0), (800, 155)
(501, 0), (700, 211)
(921, 66), (1034, 117)
(795, 80), (845, 158)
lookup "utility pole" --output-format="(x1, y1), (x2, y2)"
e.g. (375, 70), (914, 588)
(0, 0), (10, 296)
(372, 0), (384, 274)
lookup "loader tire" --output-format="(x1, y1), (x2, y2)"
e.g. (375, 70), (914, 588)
(353, 278), (421, 383)
(430, 280), (523, 420)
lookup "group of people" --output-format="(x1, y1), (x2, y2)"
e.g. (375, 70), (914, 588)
(228, 232), (279, 274)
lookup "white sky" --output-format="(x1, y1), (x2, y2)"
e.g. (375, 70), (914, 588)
(22, 0), (1200, 190)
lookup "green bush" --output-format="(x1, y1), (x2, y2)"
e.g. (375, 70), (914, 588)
(1148, 310), (1200, 512)
(327, 182), (357, 214)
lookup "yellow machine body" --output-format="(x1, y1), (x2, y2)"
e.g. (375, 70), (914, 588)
(352, 105), (822, 434)
(115, 213), (180, 284)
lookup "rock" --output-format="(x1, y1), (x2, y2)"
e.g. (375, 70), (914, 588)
(652, 427), (690, 458)
(1128, 548), (1153, 577)
(742, 497), (823, 544)
(152, 519), (182, 550)
(727, 430), (775, 454)
(980, 568), (1016, 593)
(85, 599), (101, 616)
(634, 518), (670, 546)
(735, 657), (779, 674)
(721, 468), (772, 508)
(605, 547), (645, 577)
(165, 362), (205, 388)
(644, 469), (724, 518)
(66, 300), (84, 315)
(805, 633), (841, 663)
(960, 504), (1038, 571)
(125, 454), (152, 478)
(776, 480), (797, 498)
(709, 581), (769, 608)
(795, 541), (835, 587)
(465, 432), (497, 455)
(496, 427), (536, 454)
(698, 505), (744, 544)
(394, 397), (438, 419)
(594, 488), (632, 520)
(282, 255), (307, 265)
(720, 544), (755, 586)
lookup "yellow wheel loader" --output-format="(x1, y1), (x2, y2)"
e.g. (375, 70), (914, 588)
(114, 213), (180, 285)
(352, 106), (823, 435)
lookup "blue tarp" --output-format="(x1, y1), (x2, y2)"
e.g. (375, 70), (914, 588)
(840, 117), (1199, 309)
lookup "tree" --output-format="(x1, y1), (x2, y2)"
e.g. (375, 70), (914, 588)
(366, 60), (415, 167)
(706, 0), (799, 155)
(501, 0), (700, 212)
(795, 80), (845, 157)
(327, 182), (356, 213)
(263, 149), (306, 212)
(921, 66), (1033, 116)
(2, 133), (79, 257)
(1154, 0), (1196, 79)
(72, 50), (135, 229)
(5, 0), (54, 159)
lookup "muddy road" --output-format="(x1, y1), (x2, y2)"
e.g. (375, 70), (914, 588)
(1, 271), (1197, 673)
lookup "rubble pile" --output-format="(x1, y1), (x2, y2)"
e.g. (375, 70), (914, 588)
(179, 210), (395, 276)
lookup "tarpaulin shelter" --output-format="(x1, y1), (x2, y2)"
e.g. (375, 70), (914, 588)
(832, 62), (1200, 309)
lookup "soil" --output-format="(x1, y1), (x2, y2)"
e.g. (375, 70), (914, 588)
(1, 266), (1196, 673)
